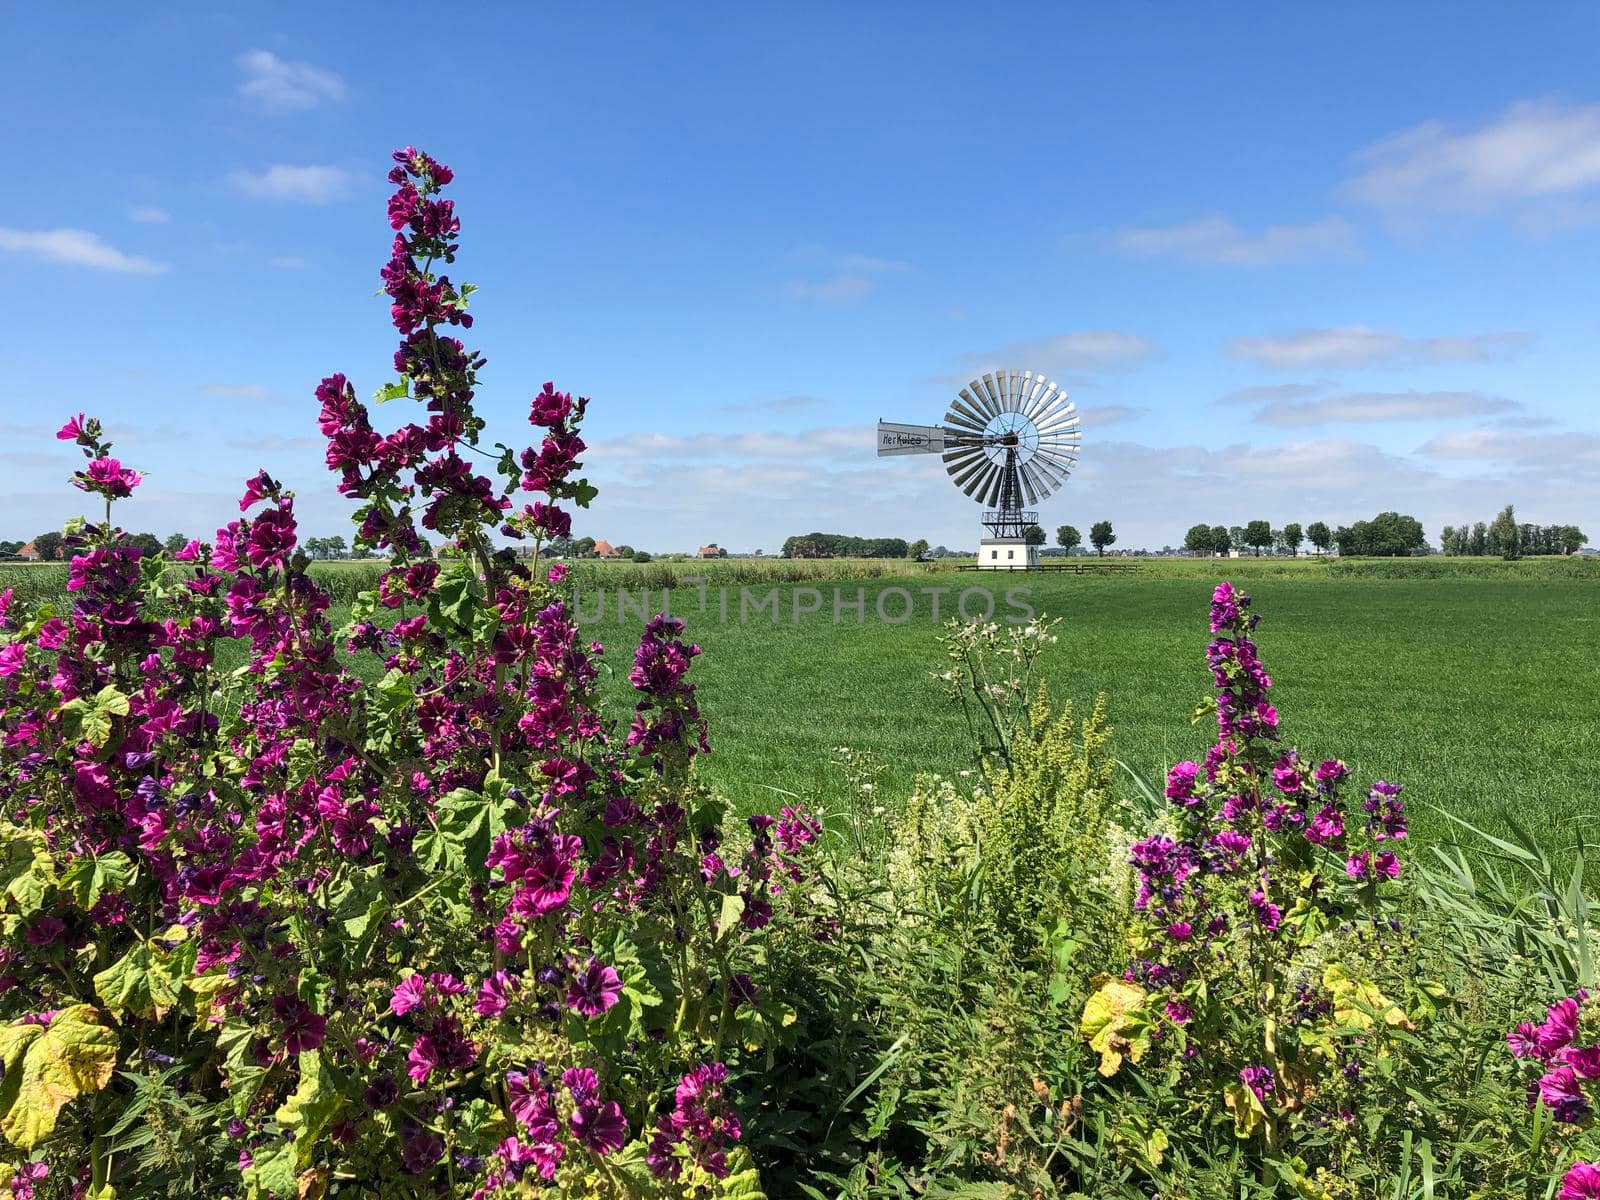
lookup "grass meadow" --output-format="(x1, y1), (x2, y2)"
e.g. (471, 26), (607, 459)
(4, 555), (1596, 851)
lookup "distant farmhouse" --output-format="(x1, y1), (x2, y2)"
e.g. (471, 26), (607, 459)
(698, 543), (725, 559)
(592, 539), (621, 560)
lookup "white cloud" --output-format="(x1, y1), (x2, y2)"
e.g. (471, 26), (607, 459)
(226, 164), (354, 204)
(1113, 215), (1361, 265)
(0, 227), (165, 273)
(1347, 100), (1600, 225)
(1227, 325), (1533, 369)
(237, 50), (345, 113)
(1416, 427), (1600, 472)
(587, 424), (867, 466)
(784, 252), (910, 303)
(960, 331), (1152, 374)
(128, 205), (170, 224)
(1253, 390), (1518, 427)
(1079, 404), (1146, 428)
(1219, 383), (1327, 406)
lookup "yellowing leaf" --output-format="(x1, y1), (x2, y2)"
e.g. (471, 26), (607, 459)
(94, 943), (183, 1022)
(0, 826), (55, 915)
(1224, 1081), (1266, 1139)
(1080, 977), (1147, 1077)
(1323, 964), (1413, 1032)
(275, 1051), (342, 1172)
(0, 1005), (118, 1150)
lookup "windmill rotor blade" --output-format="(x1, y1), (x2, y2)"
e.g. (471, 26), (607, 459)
(942, 448), (987, 478)
(1027, 455), (1067, 492)
(972, 376), (998, 419)
(964, 380), (999, 421)
(1018, 461), (1042, 505)
(1033, 413), (1081, 440)
(986, 464), (1007, 508)
(948, 454), (992, 491)
(962, 462), (998, 499)
(946, 396), (989, 432)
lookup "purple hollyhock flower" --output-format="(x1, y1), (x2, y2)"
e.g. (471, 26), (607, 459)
(566, 959), (622, 1018)
(1239, 1065), (1275, 1102)
(1538, 998), (1582, 1059)
(1508, 1021), (1542, 1059)
(1567, 1044), (1600, 1079)
(1537, 1065), (1591, 1123)
(24, 916), (66, 948)
(1304, 806), (1344, 845)
(571, 1099), (628, 1153)
(76, 456), (142, 498)
(1165, 760), (1200, 804)
(476, 971), (516, 1017)
(363, 1074), (399, 1107)
(402, 1132), (444, 1173)
(272, 994), (326, 1054)
(390, 974), (428, 1016)
(1561, 1162), (1600, 1200)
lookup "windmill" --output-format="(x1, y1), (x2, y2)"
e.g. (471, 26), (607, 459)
(877, 370), (1080, 568)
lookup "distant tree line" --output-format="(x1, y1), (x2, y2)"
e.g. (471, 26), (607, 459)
(1440, 505), (1585, 559)
(1183, 521), (1327, 557)
(781, 532), (909, 558)
(1183, 514), (1435, 558)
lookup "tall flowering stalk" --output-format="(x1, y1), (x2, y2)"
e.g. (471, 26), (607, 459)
(1085, 584), (1425, 1182)
(0, 147), (819, 1199)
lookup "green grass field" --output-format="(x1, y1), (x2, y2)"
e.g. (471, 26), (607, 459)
(567, 561), (1600, 853)
(4, 557), (1596, 851)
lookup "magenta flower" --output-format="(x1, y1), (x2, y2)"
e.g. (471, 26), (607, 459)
(566, 959), (622, 1018)
(390, 974), (428, 1016)
(272, 995), (326, 1054)
(476, 971), (517, 1017)
(1537, 1065), (1591, 1123)
(1562, 1163), (1600, 1200)
(74, 456), (143, 498)
(1239, 1064), (1274, 1102)
(56, 413), (88, 441)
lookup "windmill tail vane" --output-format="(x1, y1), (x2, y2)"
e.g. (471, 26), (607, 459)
(876, 370), (1081, 557)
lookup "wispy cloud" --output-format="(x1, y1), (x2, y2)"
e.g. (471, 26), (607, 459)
(268, 256), (308, 269)
(226, 164), (354, 204)
(587, 424), (867, 465)
(783, 252), (910, 303)
(960, 331), (1152, 374)
(1227, 325), (1533, 369)
(1219, 382), (1328, 406)
(237, 50), (346, 113)
(1346, 100), (1600, 228)
(1113, 215), (1361, 265)
(128, 205), (170, 224)
(1253, 390), (1519, 427)
(1416, 427), (1600, 473)
(0, 227), (166, 273)
(1079, 404), (1147, 427)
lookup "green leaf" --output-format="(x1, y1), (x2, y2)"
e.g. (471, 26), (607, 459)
(275, 1051), (341, 1171)
(0, 826), (55, 915)
(568, 479), (598, 508)
(0, 1005), (118, 1150)
(715, 1148), (768, 1198)
(94, 941), (183, 1022)
(61, 851), (133, 911)
(373, 381), (409, 404)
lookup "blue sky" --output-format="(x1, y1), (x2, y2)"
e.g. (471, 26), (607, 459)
(4, 3), (1599, 551)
